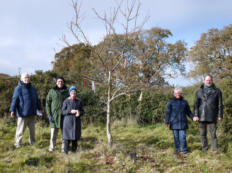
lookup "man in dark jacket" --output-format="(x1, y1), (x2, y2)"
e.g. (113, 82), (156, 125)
(10, 73), (42, 148)
(46, 77), (69, 152)
(165, 88), (194, 154)
(194, 74), (223, 152)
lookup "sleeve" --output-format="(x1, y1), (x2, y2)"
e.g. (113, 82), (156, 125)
(165, 101), (172, 124)
(194, 91), (200, 117)
(62, 99), (71, 116)
(78, 100), (85, 116)
(218, 89), (223, 118)
(32, 87), (42, 111)
(9, 87), (20, 113)
(186, 101), (194, 120)
(45, 90), (52, 117)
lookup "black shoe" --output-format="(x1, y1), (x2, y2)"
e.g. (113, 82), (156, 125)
(202, 148), (208, 152)
(212, 149), (219, 154)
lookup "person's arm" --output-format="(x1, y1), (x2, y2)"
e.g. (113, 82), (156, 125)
(218, 89), (223, 120)
(62, 99), (72, 116)
(78, 100), (84, 116)
(186, 101), (194, 120)
(46, 90), (54, 122)
(165, 101), (171, 127)
(45, 90), (52, 117)
(194, 91), (200, 118)
(9, 87), (20, 117)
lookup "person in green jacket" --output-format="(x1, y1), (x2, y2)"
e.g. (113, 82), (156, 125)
(46, 77), (69, 152)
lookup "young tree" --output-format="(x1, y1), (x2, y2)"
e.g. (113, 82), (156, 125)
(63, 0), (187, 147)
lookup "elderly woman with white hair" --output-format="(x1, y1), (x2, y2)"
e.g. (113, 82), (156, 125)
(9, 73), (42, 148)
(165, 88), (194, 154)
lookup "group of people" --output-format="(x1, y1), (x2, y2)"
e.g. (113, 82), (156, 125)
(9, 73), (84, 154)
(165, 74), (223, 154)
(9, 73), (223, 155)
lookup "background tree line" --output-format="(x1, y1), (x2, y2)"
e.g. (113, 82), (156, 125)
(0, 24), (232, 141)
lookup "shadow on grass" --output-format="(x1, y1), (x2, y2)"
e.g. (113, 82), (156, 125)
(23, 157), (39, 166)
(79, 136), (98, 150)
(22, 155), (55, 168)
(66, 162), (98, 173)
(115, 135), (173, 151)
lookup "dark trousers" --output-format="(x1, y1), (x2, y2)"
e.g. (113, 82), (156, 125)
(199, 122), (217, 151)
(64, 139), (77, 154)
(172, 130), (187, 153)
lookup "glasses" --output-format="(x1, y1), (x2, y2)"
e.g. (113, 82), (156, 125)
(57, 80), (64, 83)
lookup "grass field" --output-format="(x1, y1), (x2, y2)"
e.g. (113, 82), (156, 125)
(0, 118), (232, 173)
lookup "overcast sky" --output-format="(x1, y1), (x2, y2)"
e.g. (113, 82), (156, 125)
(0, 0), (231, 86)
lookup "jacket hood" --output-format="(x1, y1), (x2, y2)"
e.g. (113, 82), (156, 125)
(53, 85), (67, 90)
(18, 80), (32, 87)
(172, 96), (183, 100)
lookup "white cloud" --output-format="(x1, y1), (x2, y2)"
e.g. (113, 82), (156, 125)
(0, 0), (231, 83)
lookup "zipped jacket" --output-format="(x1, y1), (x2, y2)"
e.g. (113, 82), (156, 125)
(194, 84), (223, 122)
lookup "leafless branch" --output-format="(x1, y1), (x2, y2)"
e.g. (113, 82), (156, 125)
(110, 92), (128, 102)
(67, 0), (90, 45)
(93, 1), (120, 36)
(61, 34), (71, 47)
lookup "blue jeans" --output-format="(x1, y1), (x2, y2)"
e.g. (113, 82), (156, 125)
(173, 130), (187, 153)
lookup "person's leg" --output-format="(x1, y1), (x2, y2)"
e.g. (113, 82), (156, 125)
(179, 130), (187, 154)
(200, 122), (208, 151)
(60, 128), (65, 152)
(49, 128), (59, 151)
(27, 116), (36, 145)
(173, 130), (180, 153)
(15, 117), (26, 148)
(63, 140), (69, 154)
(71, 140), (78, 153)
(208, 123), (218, 151)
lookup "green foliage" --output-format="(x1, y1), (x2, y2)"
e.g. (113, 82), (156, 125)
(78, 88), (106, 125)
(0, 75), (18, 117)
(138, 90), (171, 124)
(218, 79), (232, 138)
(189, 24), (232, 80)
(111, 89), (172, 124)
(1, 71), (173, 125)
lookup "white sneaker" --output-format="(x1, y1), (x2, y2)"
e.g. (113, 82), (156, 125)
(48, 148), (54, 152)
(14, 144), (21, 149)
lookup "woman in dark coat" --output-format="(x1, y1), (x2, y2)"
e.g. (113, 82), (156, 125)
(165, 88), (194, 154)
(62, 86), (84, 154)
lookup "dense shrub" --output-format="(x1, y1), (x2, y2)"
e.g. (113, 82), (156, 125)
(0, 76), (18, 118)
(111, 89), (172, 125)
(2, 72), (231, 129)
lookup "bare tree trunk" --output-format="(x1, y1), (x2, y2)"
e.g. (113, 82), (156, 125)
(106, 71), (112, 147)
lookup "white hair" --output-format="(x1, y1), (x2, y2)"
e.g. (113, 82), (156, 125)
(174, 88), (182, 94)
(21, 73), (29, 80)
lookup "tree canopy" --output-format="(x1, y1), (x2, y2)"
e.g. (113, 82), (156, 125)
(188, 24), (232, 80)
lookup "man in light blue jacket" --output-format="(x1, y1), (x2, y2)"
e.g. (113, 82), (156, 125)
(10, 73), (42, 148)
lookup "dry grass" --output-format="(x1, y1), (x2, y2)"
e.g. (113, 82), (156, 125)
(0, 118), (232, 172)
